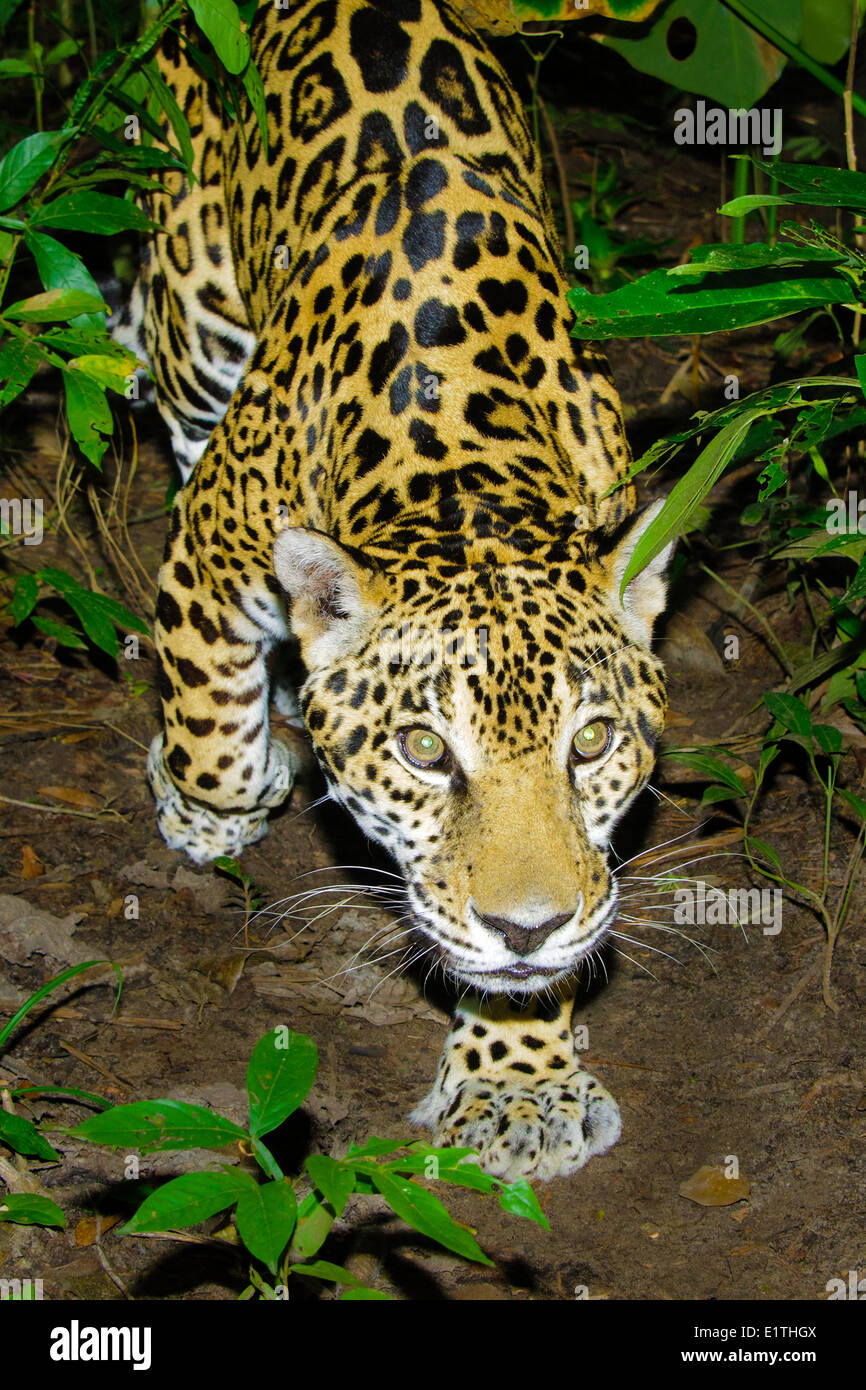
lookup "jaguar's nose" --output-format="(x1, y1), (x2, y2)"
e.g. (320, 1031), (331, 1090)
(474, 908), (575, 956)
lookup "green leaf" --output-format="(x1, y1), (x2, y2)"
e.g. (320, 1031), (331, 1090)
(346, 1136), (411, 1159)
(340, 1287), (394, 1300)
(6, 573), (38, 625)
(67, 353), (137, 393)
(764, 692), (813, 739)
(812, 723), (843, 755)
(246, 1028), (318, 1140)
(288, 1258), (366, 1288)
(0, 959), (117, 1051)
(0, 129), (70, 212)
(4, 288), (106, 321)
(25, 230), (104, 329)
(663, 749), (746, 794)
(68, 1098), (248, 1152)
(142, 60), (194, 170)
(749, 158), (866, 213)
(31, 614), (87, 648)
(45, 38), (81, 67)
(856, 353), (866, 400)
(745, 836), (781, 870)
(603, 0), (797, 108)
(701, 784), (743, 805)
(497, 1177), (550, 1229)
(837, 787), (866, 823)
(365, 1166), (492, 1265)
(0, 336), (41, 409)
(619, 407), (762, 596)
(120, 1169), (252, 1235)
(63, 371), (114, 467)
(305, 1154), (355, 1215)
(235, 1179), (297, 1273)
(0, 1110), (60, 1161)
(0, 58), (33, 77)
(31, 191), (151, 234)
(569, 266), (854, 340)
(241, 56), (268, 153)
(189, 0), (250, 74)
(0, 1193), (65, 1228)
(290, 1189), (335, 1259)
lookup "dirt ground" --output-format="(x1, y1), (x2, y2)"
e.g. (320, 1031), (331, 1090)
(1, 38), (863, 1302)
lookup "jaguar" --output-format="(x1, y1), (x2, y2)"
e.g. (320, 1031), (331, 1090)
(119, 0), (672, 1181)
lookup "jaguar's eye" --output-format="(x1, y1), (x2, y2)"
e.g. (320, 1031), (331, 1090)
(572, 719), (613, 762)
(400, 727), (447, 768)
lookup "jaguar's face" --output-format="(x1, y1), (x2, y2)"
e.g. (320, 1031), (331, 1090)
(275, 511), (669, 994)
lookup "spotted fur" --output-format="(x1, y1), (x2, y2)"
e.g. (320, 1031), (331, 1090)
(122, 0), (672, 1180)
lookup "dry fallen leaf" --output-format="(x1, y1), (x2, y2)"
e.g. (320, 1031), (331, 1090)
(38, 785), (102, 810)
(679, 1164), (751, 1207)
(20, 844), (44, 879)
(74, 1214), (122, 1247)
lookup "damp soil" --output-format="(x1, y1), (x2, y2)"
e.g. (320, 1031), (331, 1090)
(0, 38), (863, 1302)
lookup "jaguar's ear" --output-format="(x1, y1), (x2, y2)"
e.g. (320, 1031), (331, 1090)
(608, 500), (674, 648)
(274, 527), (380, 664)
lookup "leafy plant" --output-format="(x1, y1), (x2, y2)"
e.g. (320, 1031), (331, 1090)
(69, 1027), (549, 1300)
(0, 960), (117, 1231)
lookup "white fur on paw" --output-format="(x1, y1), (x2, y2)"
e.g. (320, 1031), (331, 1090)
(147, 734), (299, 863)
(411, 1071), (621, 1182)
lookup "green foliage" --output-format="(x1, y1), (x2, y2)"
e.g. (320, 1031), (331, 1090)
(0, 0), (265, 466)
(0, 960), (118, 1232)
(4, 567), (148, 658)
(72, 1027), (549, 1298)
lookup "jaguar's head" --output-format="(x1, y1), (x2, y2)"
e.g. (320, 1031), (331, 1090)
(275, 506), (671, 994)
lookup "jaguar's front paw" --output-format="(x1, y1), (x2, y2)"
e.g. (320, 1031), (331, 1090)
(411, 1070), (621, 1182)
(147, 733), (300, 864)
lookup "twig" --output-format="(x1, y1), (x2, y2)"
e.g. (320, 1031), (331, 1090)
(0, 793), (125, 822)
(539, 97), (575, 265)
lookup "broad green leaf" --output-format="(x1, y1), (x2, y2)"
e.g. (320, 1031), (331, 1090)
(45, 38), (80, 66)
(346, 1136), (411, 1159)
(246, 1028), (318, 1140)
(235, 1179), (297, 1273)
(668, 241), (846, 275)
(802, 0), (866, 65)
(189, 0), (250, 74)
(25, 230), (104, 329)
(0, 129), (70, 212)
(497, 1177), (550, 1229)
(290, 1189), (334, 1259)
(120, 1170), (252, 1234)
(0, 1193), (65, 1228)
(4, 288), (106, 321)
(67, 353), (137, 393)
(0, 1110), (59, 1161)
(603, 0), (796, 108)
(305, 1154), (355, 1215)
(619, 408), (762, 596)
(764, 692), (813, 739)
(68, 1098), (248, 1152)
(0, 337), (41, 410)
(31, 191), (151, 234)
(288, 1258), (365, 1288)
(856, 353), (866, 400)
(63, 371), (114, 467)
(750, 157), (866, 212)
(569, 267), (854, 340)
(365, 1166), (492, 1265)
(0, 58), (33, 76)
(6, 573), (38, 625)
(38, 569), (149, 640)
